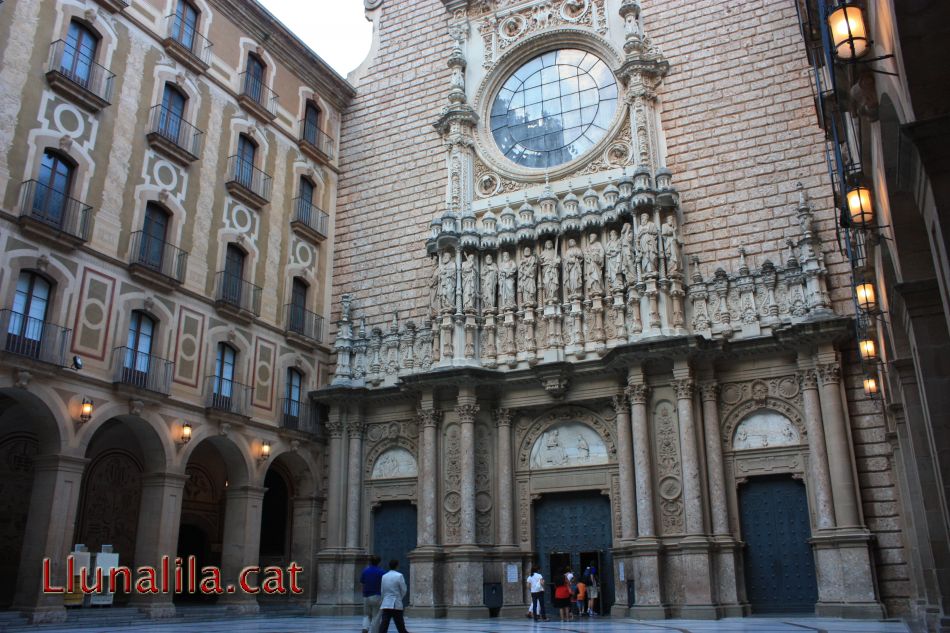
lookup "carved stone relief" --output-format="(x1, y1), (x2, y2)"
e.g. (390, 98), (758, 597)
(733, 411), (801, 451)
(718, 376), (807, 451)
(528, 420), (608, 469)
(516, 406), (616, 472)
(475, 422), (494, 543)
(652, 399), (684, 535)
(371, 447), (418, 480)
(443, 423), (462, 544)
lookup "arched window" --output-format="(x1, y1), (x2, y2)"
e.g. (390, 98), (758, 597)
(244, 53), (266, 103)
(222, 244), (246, 305)
(61, 20), (99, 87)
(235, 134), (257, 188)
(283, 367), (304, 428)
(159, 83), (187, 143)
(33, 150), (75, 227)
(172, 0), (200, 51)
(123, 311), (156, 384)
(303, 101), (321, 145)
(139, 203), (170, 270)
(6, 271), (52, 358)
(212, 342), (237, 406)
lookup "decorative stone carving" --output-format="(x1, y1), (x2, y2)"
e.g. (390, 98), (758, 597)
(817, 362), (841, 386)
(563, 239), (584, 299)
(438, 251), (457, 312)
(481, 253), (498, 311)
(661, 215), (681, 275)
(475, 422), (494, 543)
(625, 382), (649, 404)
(605, 229), (624, 291)
(584, 233), (605, 296)
(461, 251), (478, 312)
(499, 251), (517, 310)
(529, 421), (608, 469)
(517, 406), (616, 471)
(371, 447), (418, 479)
(733, 411), (801, 450)
(539, 240), (560, 305)
(443, 423), (462, 543)
(638, 213), (659, 275)
(518, 246), (538, 307)
(653, 399), (684, 534)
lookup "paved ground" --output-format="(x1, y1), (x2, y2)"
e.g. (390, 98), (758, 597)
(2, 614), (912, 633)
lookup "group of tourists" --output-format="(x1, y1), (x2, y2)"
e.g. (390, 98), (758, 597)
(525, 564), (600, 622)
(360, 555), (411, 633)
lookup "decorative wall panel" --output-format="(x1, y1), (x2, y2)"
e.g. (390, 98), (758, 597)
(71, 268), (116, 361)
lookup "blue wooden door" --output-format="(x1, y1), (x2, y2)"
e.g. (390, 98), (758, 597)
(533, 491), (614, 613)
(739, 475), (818, 613)
(372, 501), (417, 602)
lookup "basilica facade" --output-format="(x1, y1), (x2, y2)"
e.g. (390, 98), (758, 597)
(319, 0), (913, 623)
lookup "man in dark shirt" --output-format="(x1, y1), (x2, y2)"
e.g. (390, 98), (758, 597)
(360, 554), (385, 633)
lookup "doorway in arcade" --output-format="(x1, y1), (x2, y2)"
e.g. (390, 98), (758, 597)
(532, 491), (614, 614)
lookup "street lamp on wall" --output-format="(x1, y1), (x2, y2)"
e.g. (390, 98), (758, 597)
(858, 338), (878, 362)
(79, 397), (94, 423)
(855, 281), (878, 312)
(259, 440), (271, 463)
(846, 185), (874, 226)
(863, 375), (879, 396)
(180, 423), (193, 444)
(828, 1), (869, 60)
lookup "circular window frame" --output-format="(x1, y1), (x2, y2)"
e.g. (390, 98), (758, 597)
(473, 29), (626, 182)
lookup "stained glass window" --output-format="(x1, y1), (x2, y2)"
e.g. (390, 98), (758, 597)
(490, 49), (618, 169)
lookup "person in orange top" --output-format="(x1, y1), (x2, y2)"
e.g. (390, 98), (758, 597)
(575, 579), (587, 617)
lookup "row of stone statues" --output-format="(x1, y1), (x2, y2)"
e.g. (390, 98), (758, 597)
(430, 214), (682, 316)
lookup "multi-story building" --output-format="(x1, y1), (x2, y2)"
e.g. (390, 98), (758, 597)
(0, 0), (351, 621)
(317, 0), (941, 629)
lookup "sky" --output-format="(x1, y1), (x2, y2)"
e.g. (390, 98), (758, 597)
(257, 0), (374, 77)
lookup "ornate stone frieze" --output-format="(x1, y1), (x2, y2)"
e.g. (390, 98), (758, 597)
(443, 423), (462, 543)
(475, 421), (494, 543)
(516, 406), (616, 471)
(717, 376), (807, 450)
(652, 399), (684, 535)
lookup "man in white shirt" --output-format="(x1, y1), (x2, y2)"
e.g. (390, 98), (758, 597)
(377, 559), (410, 633)
(526, 565), (548, 622)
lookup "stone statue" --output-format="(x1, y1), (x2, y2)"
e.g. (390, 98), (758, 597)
(605, 229), (623, 291)
(518, 246), (538, 307)
(481, 253), (498, 311)
(661, 215), (681, 275)
(621, 222), (636, 285)
(539, 240), (561, 304)
(563, 238), (584, 299)
(461, 251), (477, 312)
(638, 213), (658, 275)
(438, 250), (456, 311)
(499, 251), (517, 310)
(584, 233), (605, 297)
(428, 256), (440, 316)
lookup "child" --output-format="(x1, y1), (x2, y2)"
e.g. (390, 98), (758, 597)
(575, 578), (587, 616)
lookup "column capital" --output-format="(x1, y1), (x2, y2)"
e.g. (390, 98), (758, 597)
(611, 392), (629, 415)
(817, 362), (841, 386)
(493, 408), (512, 427)
(797, 368), (819, 391)
(347, 419), (367, 438)
(671, 378), (694, 400)
(455, 403), (480, 423)
(325, 417), (345, 438)
(416, 407), (443, 429)
(625, 382), (650, 404)
(698, 381), (720, 402)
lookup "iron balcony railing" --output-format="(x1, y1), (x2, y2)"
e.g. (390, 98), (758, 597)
(214, 271), (262, 317)
(164, 14), (213, 66)
(129, 230), (188, 284)
(148, 104), (203, 157)
(19, 180), (92, 242)
(0, 310), (71, 367)
(47, 39), (115, 104)
(291, 196), (329, 238)
(204, 375), (250, 417)
(285, 303), (325, 343)
(299, 121), (335, 160)
(226, 155), (272, 202)
(112, 346), (174, 395)
(280, 397), (315, 433)
(239, 72), (278, 117)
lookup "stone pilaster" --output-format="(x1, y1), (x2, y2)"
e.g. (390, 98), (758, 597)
(816, 362), (860, 528)
(129, 472), (188, 618)
(409, 405), (446, 616)
(220, 485), (266, 614)
(290, 495), (323, 605)
(797, 367), (835, 530)
(613, 392), (637, 541)
(324, 412), (346, 548)
(345, 418), (366, 550)
(494, 408), (515, 546)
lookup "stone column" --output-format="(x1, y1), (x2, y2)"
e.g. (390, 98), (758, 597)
(290, 495), (323, 605)
(323, 412), (346, 548)
(816, 362), (860, 528)
(698, 383), (728, 535)
(220, 484), (266, 614)
(455, 400), (479, 545)
(130, 472), (188, 617)
(345, 419), (366, 549)
(417, 407), (442, 547)
(671, 378), (704, 535)
(612, 392), (637, 541)
(797, 368), (835, 530)
(494, 408), (515, 545)
(12, 454), (87, 624)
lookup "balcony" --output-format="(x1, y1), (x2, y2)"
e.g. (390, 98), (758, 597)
(237, 72), (278, 122)
(128, 231), (188, 290)
(225, 155), (272, 208)
(162, 15), (213, 74)
(0, 310), (71, 368)
(111, 347), (174, 395)
(45, 40), (115, 112)
(204, 376), (250, 418)
(284, 303), (324, 350)
(290, 196), (329, 243)
(279, 398), (316, 434)
(146, 105), (203, 165)
(214, 272), (261, 323)
(18, 180), (92, 247)
(94, 0), (129, 12)
(297, 122), (335, 164)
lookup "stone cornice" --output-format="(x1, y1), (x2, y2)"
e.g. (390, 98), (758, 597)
(208, 0), (356, 109)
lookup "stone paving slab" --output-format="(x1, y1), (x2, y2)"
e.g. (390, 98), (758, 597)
(2, 615), (912, 633)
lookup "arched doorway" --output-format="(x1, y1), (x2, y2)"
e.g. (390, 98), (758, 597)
(372, 501), (417, 601)
(738, 475), (817, 613)
(0, 396), (39, 608)
(177, 441), (228, 604)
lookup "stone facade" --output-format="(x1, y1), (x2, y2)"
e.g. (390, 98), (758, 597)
(320, 0), (912, 624)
